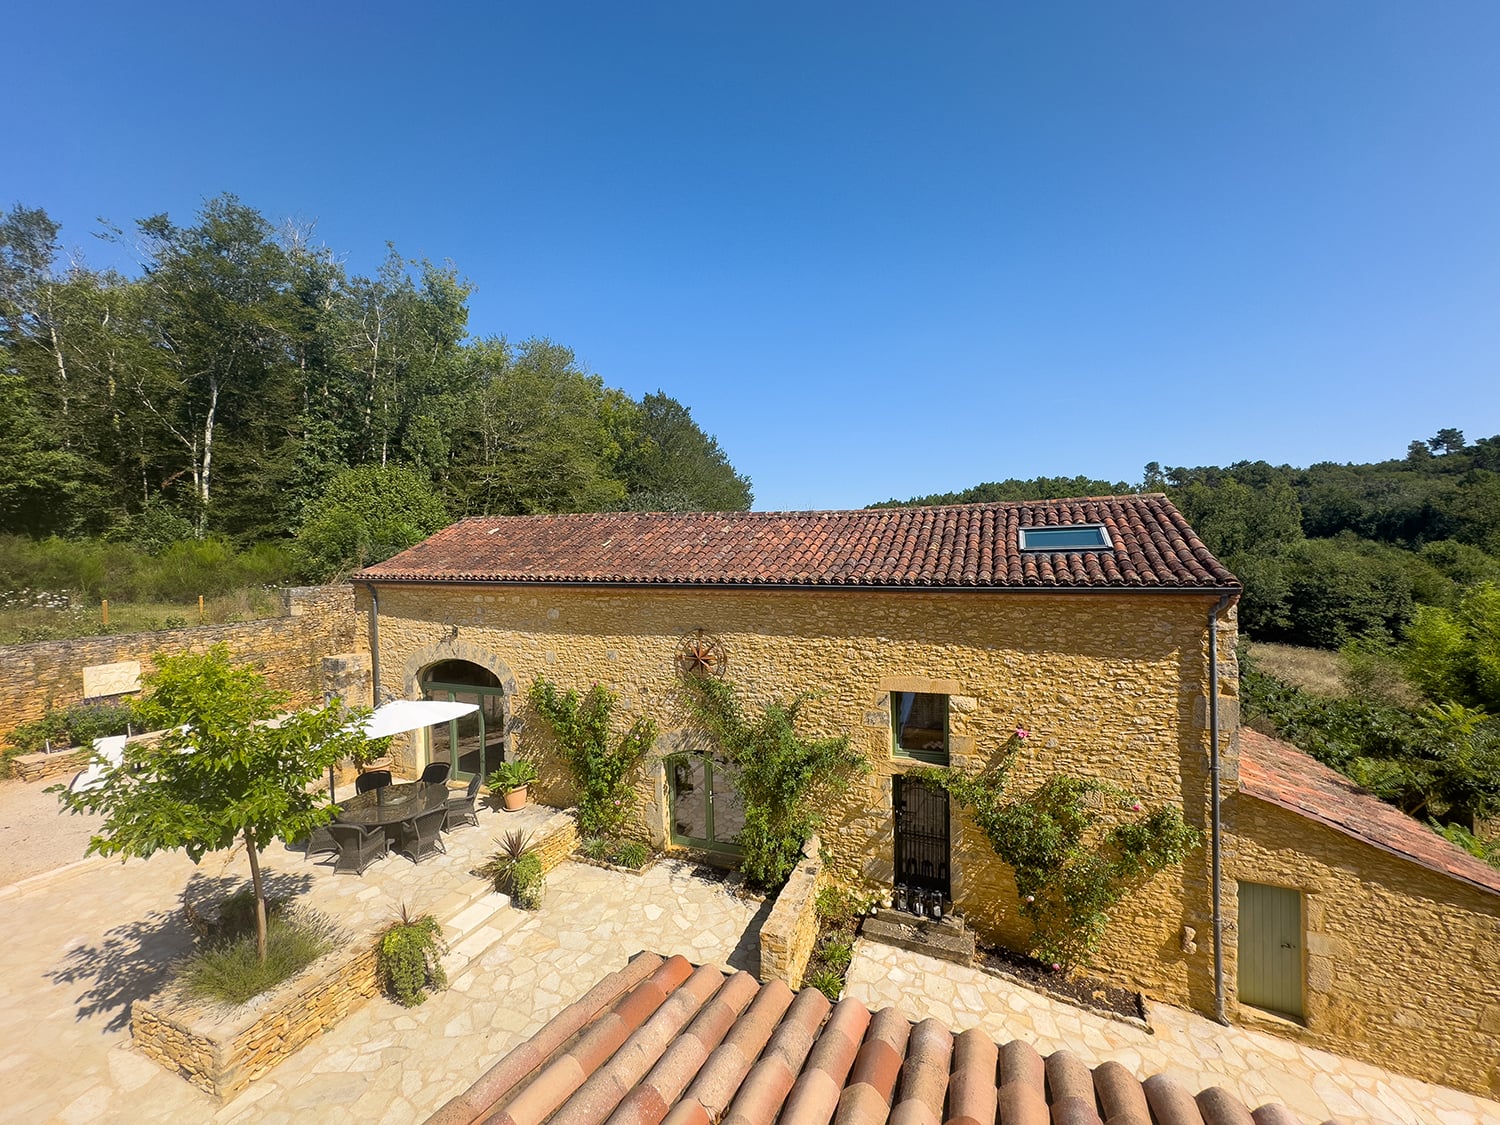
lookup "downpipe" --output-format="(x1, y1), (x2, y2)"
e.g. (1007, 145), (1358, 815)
(1209, 591), (1235, 1025)
(366, 583), (382, 708)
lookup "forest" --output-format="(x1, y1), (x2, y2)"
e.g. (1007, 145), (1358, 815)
(0, 195), (751, 584)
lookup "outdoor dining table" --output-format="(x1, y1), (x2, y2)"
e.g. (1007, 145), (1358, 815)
(335, 781), (448, 833)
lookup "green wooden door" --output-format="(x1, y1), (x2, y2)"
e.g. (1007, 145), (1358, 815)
(1238, 882), (1303, 1018)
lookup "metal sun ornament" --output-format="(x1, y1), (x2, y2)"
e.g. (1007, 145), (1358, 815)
(675, 629), (728, 680)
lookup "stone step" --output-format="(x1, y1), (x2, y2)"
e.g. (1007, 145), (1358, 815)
(862, 909), (976, 966)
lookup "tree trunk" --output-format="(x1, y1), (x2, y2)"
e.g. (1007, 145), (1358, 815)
(244, 828), (269, 963)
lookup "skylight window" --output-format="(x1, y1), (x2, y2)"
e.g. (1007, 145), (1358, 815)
(1018, 524), (1111, 551)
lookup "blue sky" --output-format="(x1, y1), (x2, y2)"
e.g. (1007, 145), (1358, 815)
(7, 2), (1499, 510)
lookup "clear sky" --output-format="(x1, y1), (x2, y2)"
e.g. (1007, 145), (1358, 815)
(7, 2), (1499, 511)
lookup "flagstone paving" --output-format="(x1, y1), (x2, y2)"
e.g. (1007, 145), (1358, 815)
(845, 939), (1500, 1125)
(1, 773), (1496, 1125)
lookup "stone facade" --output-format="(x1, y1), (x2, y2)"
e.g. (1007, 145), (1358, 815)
(0, 585), (363, 748)
(357, 577), (1500, 1098)
(759, 835), (826, 991)
(358, 582), (1235, 1015)
(131, 944), (379, 1102)
(1224, 794), (1500, 1097)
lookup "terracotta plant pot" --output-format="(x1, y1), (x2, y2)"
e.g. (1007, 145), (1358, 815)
(502, 784), (528, 811)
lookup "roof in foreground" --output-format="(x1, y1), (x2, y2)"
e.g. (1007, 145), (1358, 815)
(1238, 729), (1500, 899)
(359, 495), (1239, 590)
(426, 952), (1322, 1125)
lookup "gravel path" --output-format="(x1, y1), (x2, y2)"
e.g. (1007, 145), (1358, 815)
(0, 775), (105, 886)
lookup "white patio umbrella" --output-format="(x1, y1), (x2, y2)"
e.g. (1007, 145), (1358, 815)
(327, 699), (481, 799)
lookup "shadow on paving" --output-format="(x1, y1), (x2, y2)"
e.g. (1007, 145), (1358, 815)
(47, 869), (314, 1031)
(724, 894), (773, 977)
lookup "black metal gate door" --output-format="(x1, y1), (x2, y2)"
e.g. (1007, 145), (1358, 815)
(895, 775), (950, 896)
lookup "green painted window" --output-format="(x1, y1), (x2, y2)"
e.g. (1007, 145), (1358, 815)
(892, 692), (949, 765)
(1238, 882), (1304, 1019)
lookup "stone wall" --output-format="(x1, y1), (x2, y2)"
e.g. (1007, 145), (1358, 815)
(131, 944), (379, 1102)
(760, 835), (825, 990)
(1224, 793), (1500, 1098)
(0, 586), (362, 747)
(10, 746), (91, 782)
(359, 582), (1235, 1014)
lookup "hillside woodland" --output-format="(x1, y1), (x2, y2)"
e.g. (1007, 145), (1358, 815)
(881, 435), (1500, 863)
(0, 197), (751, 584)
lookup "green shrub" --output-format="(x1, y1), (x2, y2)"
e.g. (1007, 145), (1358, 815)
(179, 906), (340, 1006)
(529, 676), (656, 839)
(479, 829), (547, 906)
(915, 731), (1203, 972)
(510, 853), (545, 910)
(814, 885), (862, 927)
(375, 908), (447, 1007)
(6, 699), (135, 753)
(682, 676), (867, 891)
(579, 834), (654, 869)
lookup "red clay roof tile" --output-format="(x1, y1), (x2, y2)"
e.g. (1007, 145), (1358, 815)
(1238, 729), (1500, 898)
(359, 496), (1237, 591)
(435, 957), (1336, 1125)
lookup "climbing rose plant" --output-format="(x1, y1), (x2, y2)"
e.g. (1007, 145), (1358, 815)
(682, 674), (868, 890)
(529, 676), (657, 839)
(913, 729), (1203, 972)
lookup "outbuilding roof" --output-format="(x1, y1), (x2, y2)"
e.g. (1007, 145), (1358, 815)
(1238, 729), (1500, 899)
(426, 952), (1324, 1125)
(358, 495), (1238, 590)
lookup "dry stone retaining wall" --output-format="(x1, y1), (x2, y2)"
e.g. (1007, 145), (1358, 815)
(131, 944), (379, 1102)
(0, 586), (361, 748)
(759, 835), (825, 990)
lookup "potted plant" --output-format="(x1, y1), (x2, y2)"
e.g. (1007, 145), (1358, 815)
(487, 758), (539, 811)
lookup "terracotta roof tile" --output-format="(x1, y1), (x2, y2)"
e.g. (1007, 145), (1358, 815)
(1238, 729), (1500, 898)
(433, 956), (1335, 1125)
(359, 496), (1237, 591)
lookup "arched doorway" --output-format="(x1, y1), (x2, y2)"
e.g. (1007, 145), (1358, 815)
(420, 659), (507, 785)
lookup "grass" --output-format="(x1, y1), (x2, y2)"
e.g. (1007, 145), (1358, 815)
(1245, 641), (1348, 696)
(0, 589), (282, 645)
(178, 906), (341, 1006)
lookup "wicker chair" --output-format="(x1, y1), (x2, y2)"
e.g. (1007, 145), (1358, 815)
(401, 807), (449, 864)
(303, 823), (340, 863)
(327, 822), (388, 875)
(355, 770), (392, 794)
(420, 761), (451, 785)
(444, 773), (482, 831)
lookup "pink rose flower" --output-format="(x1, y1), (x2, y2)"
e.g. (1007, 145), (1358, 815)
(1051, 962), (1061, 972)
(1015, 727), (1030, 740)
(1025, 894), (1034, 903)
(1131, 801), (1143, 812)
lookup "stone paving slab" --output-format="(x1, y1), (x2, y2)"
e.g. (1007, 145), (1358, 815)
(1, 803), (764, 1125)
(844, 939), (1500, 1125)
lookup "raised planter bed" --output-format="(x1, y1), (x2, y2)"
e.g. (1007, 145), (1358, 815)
(132, 940), (379, 1102)
(10, 745), (92, 782)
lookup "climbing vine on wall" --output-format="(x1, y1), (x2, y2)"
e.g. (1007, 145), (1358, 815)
(912, 729), (1203, 972)
(529, 676), (658, 839)
(682, 675), (868, 890)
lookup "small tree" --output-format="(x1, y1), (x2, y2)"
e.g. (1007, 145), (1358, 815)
(54, 645), (366, 962)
